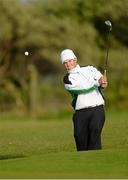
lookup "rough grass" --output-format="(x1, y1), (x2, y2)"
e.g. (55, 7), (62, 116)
(0, 109), (128, 178)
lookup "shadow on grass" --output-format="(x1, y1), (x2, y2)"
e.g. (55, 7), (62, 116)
(0, 154), (26, 160)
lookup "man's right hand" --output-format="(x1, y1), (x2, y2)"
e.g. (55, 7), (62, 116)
(99, 75), (108, 88)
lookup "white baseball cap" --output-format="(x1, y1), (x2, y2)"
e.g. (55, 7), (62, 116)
(60, 49), (77, 64)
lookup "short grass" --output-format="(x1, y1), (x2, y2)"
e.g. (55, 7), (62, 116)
(0, 109), (128, 178)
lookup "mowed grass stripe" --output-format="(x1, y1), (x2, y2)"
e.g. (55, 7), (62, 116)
(0, 150), (128, 178)
(0, 120), (75, 156)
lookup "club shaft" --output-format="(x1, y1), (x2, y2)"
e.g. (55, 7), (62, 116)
(104, 31), (110, 72)
(104, 44), (109, 71)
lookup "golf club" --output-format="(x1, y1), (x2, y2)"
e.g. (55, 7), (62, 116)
(104, 20), (112, 78)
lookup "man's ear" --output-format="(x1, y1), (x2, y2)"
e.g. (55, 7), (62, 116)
(74, 58), (77, 63)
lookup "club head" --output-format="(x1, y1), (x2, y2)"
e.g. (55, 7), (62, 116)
(105, 20), (112, 31)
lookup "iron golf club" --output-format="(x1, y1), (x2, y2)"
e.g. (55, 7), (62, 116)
(104, 20), (112, 77)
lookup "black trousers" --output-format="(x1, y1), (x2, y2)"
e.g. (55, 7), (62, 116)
(73, 105), (105, 151)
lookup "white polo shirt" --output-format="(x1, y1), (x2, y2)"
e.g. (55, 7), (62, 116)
(63, 64), (104, 110)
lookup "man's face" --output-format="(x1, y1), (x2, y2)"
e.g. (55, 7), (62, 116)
(63, 59), (77, 71)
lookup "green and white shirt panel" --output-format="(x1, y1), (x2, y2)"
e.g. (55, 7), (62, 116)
(63, 65), (105, 110)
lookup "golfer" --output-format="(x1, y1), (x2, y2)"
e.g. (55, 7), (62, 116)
(60, 49), (107, 151)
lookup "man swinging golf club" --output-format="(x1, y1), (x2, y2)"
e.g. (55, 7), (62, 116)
(60, 49), (108, 151)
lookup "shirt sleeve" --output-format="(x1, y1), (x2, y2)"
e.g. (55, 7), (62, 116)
(63, 73), (81, 90)
(89, 66), (103, 80)
(63, 73), (98, 95)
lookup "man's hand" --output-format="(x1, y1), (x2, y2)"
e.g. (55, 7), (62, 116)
(99, 75), (108, 88)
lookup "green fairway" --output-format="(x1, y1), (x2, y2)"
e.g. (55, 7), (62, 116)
(0, 110), (128, 178)
(0, 150), (128, 179)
